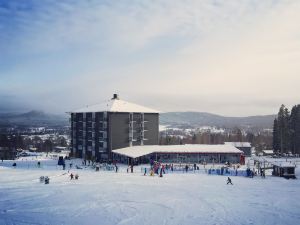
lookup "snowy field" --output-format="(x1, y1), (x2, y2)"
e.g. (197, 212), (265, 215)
(0, 157), (300, 225)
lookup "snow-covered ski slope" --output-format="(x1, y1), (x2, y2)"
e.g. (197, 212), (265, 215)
(0, 158), (300, 225)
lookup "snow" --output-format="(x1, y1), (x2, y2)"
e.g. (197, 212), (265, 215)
(224, 142), (252, 148)
(113, 144), (243, 158)
(263, 150), (274, 154)
(69, 98), (159, 113)
(159, 125), (168, 131)
(1, 157), (300, 225)
(197, 126), (225, 134)
(252, 156), (299, 166)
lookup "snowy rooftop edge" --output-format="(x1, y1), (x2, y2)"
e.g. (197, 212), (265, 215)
(67, 98), (160, 113)
(262, 150), (274, 153)
(113, 144), (243, 158)
(272, 162), (296, 167)
(224, 142), (251, 147)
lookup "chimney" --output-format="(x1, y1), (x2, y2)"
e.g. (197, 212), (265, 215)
(112, 94), (119, 100)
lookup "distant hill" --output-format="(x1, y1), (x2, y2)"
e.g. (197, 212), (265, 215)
(160, 112), (276, 129)
(0, 110), (276, 130)
(0, 110), (68, 127)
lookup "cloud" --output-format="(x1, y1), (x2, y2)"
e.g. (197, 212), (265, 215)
(0, 0), (300, 115)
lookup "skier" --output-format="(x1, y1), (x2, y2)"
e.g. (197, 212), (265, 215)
(162, 164), (166, 174)
(115, 165), (118, 173)
(227, 177), (233, 185)
(185, 165), (189, 173)
(40, 176), (45, 183)
(144, 167), (147, 176)
(45, 176), (50, 184)
(70, 173), (74, 180)
(131, 164), (133, 173)
(159, 167), (163, 177)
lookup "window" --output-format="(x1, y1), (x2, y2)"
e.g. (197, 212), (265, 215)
(99, 131), (107, 139)
(99, 141), (107, 148)
(99, 142), (104, 148)
(103, 122), (107, 129)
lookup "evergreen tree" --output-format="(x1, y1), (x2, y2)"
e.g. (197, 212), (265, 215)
(276, 104), (290, 153)
(290, 105), (300, 154)
(43, 139), (53, 153)
(272, 118), (280, 151)
(284, 107), (291, 151)
(192, 134), (196, 144)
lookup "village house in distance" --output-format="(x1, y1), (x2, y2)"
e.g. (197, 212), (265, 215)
(69, 94), (243, 164)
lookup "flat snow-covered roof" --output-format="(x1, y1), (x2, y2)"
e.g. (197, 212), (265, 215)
(113, 144), (243, 158)
(262, 150), (274, 154)
(69, 98), (159, 113)
(272, 162), (296, 168)
(252, 156), (297, 168)
(224, 142), (251, 148)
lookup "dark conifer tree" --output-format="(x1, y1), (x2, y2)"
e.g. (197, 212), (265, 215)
(272, 118), (280, 151)
(283, 107), (291, 151)
(290, 105), (300, 154)
(276, 104), (290, 153)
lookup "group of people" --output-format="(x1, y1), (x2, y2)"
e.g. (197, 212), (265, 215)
(259, 168), (266, 178)
(149, 161), (203, 174)
(126, 164), (134, 173)
(145, 161), (177, 177)
(82, 159), (95, 166)
(70, 173), (79, 180)
(40, 176), (50, 184)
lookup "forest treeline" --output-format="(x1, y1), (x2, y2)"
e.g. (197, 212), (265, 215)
(273, 104), (300, 154)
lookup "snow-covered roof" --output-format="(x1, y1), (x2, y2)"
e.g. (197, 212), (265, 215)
(272, 162), (296, 168)
(113, 144), (243, 158)
(69, 96), (159, 113)
(262, 150), (274, 154)
(224, 142), (251, 148)
(252, 156), (297, 168)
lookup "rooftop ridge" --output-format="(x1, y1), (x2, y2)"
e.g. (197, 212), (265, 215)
(69, 95), (159, 113)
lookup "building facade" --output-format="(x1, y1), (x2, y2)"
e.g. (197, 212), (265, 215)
(69, 94), (159, 161)
(113, 144), (243, 165)
(224, 142), (252, 156)
(0, 147), (17, 160)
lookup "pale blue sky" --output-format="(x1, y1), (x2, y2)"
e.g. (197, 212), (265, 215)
(1, 0), (300, 116)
